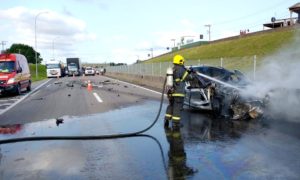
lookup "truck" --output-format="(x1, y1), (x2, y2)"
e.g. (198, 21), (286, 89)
(66, 58), (81, 76)
(46, 59), (64, 78)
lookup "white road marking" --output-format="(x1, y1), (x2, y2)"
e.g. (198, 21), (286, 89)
(0, 103), (12, 106)
(46, 84), (52, 88)
(93, 92), (103, 103)
(0, 98), (20, 102)
(0, 79), (52, 116)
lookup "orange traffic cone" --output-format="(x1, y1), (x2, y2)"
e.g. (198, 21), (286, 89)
(87, 80), (93, 91)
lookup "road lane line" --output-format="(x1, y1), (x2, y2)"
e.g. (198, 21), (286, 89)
(0, 79), (52, 116)
(93, 92), (103, 103)
(0, 98), (20, 102)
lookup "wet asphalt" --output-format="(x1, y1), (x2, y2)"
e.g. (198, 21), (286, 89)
(0, 76), (299, 179)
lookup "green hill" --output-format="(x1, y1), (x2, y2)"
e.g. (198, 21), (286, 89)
(145, 27), (298, 71)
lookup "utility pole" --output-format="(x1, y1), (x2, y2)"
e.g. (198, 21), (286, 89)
(171, 39), (176, 47)
(149, 48), (153, 58)
(1, 41), (7, 53)
(35, 11), (48, 78)
(204, 24), (211, 41)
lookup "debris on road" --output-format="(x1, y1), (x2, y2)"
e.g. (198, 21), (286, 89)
(54, 82), (63, 85)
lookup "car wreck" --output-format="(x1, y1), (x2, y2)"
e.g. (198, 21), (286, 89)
(184, 66), (264, 120)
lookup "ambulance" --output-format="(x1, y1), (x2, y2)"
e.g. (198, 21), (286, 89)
(0, 53), (31, 95)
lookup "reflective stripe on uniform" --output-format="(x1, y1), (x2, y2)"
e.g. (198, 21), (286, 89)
(181, 71), (189, 81)
(172, 132), (181, 138)
(175, 78), (181, 82)
(172, 156), (185, 162)
(165, 114), (172, 117)
(172, 116), (181, 121)
(172, 93), (185, 97)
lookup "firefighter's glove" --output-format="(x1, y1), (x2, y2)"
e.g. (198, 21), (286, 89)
(167, 88), (174, 98)
(187, 67), (194, 74)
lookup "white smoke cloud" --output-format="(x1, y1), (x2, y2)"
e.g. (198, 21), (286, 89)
(242, 28), (300, 121)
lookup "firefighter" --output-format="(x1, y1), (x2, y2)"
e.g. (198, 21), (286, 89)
(164, 54), (193, 128)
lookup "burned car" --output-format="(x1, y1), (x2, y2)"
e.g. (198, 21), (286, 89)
(184, 66), (263, 120)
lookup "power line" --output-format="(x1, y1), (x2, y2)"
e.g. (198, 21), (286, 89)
(213, 0), (294, 26)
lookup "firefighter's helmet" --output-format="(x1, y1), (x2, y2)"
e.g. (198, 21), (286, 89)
(173, 55), (185, 65)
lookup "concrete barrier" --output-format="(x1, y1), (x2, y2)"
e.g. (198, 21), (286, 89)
(105, 72), (165, 92)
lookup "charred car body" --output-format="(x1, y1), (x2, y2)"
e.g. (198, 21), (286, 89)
(184, 66), (264, 120)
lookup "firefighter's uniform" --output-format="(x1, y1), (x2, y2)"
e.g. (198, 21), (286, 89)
(165, 55), (191, 127)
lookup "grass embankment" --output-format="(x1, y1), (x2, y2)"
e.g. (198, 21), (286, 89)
(29, 64), (47, 82)
(145, 27), (297, 71)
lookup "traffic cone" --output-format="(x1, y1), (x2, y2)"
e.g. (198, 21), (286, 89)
(87, 80), (93, 91)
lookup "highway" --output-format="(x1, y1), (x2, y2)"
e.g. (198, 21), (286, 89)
(0, 75), (162, 125)
(0, 76), (300, 179)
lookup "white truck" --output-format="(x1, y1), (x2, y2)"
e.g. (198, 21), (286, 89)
(46, 60), (63, 78)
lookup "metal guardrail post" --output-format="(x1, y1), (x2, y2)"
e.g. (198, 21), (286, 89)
(220, 57), (223, 67)
(253, 55), (256, 80)
(159, 62), (162, 76)
(152, 63), (154, 76)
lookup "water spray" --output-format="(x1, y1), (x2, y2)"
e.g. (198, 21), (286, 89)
(195, 72), (241, 90)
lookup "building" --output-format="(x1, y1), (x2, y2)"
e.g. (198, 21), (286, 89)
(263, 2), (300, 29)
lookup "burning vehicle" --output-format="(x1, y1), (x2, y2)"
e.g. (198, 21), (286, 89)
(184, 66), (264, 120)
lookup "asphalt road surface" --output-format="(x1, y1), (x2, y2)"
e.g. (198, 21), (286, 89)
(0, 75), (161, 125)
(0, 75), (300, 179)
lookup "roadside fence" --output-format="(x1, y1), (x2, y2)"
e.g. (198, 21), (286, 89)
(106, 55), (258, 80)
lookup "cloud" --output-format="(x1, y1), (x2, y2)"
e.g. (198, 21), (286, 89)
(69, 0), (108, 10)
(0, 7), (96, 60)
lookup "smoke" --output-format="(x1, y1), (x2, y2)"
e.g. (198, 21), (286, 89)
(242, 28), (300, 121)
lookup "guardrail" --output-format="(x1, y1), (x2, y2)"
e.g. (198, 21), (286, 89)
(106, 55), (258, 80)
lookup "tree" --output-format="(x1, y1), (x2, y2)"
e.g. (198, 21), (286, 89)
(6, 43), (43, 64)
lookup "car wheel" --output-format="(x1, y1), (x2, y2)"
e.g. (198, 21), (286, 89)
(27, 81), (31, 92)
(15, 84), (22, 95)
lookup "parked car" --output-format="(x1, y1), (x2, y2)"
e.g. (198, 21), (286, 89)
(184, 65), (263, 120)
(0, 53), (31, 95)
(84, 67), (95, 76)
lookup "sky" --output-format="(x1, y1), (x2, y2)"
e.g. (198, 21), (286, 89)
(0, 0), (299, 64)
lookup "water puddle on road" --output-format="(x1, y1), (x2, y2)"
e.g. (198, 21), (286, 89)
(0, 101), (299, 179)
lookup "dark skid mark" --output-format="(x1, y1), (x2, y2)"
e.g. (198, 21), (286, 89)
(14, 158), (25, 162)
(31, 97), (44, 101)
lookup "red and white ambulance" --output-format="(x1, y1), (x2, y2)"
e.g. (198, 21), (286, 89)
(0, 53), (31, 95)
